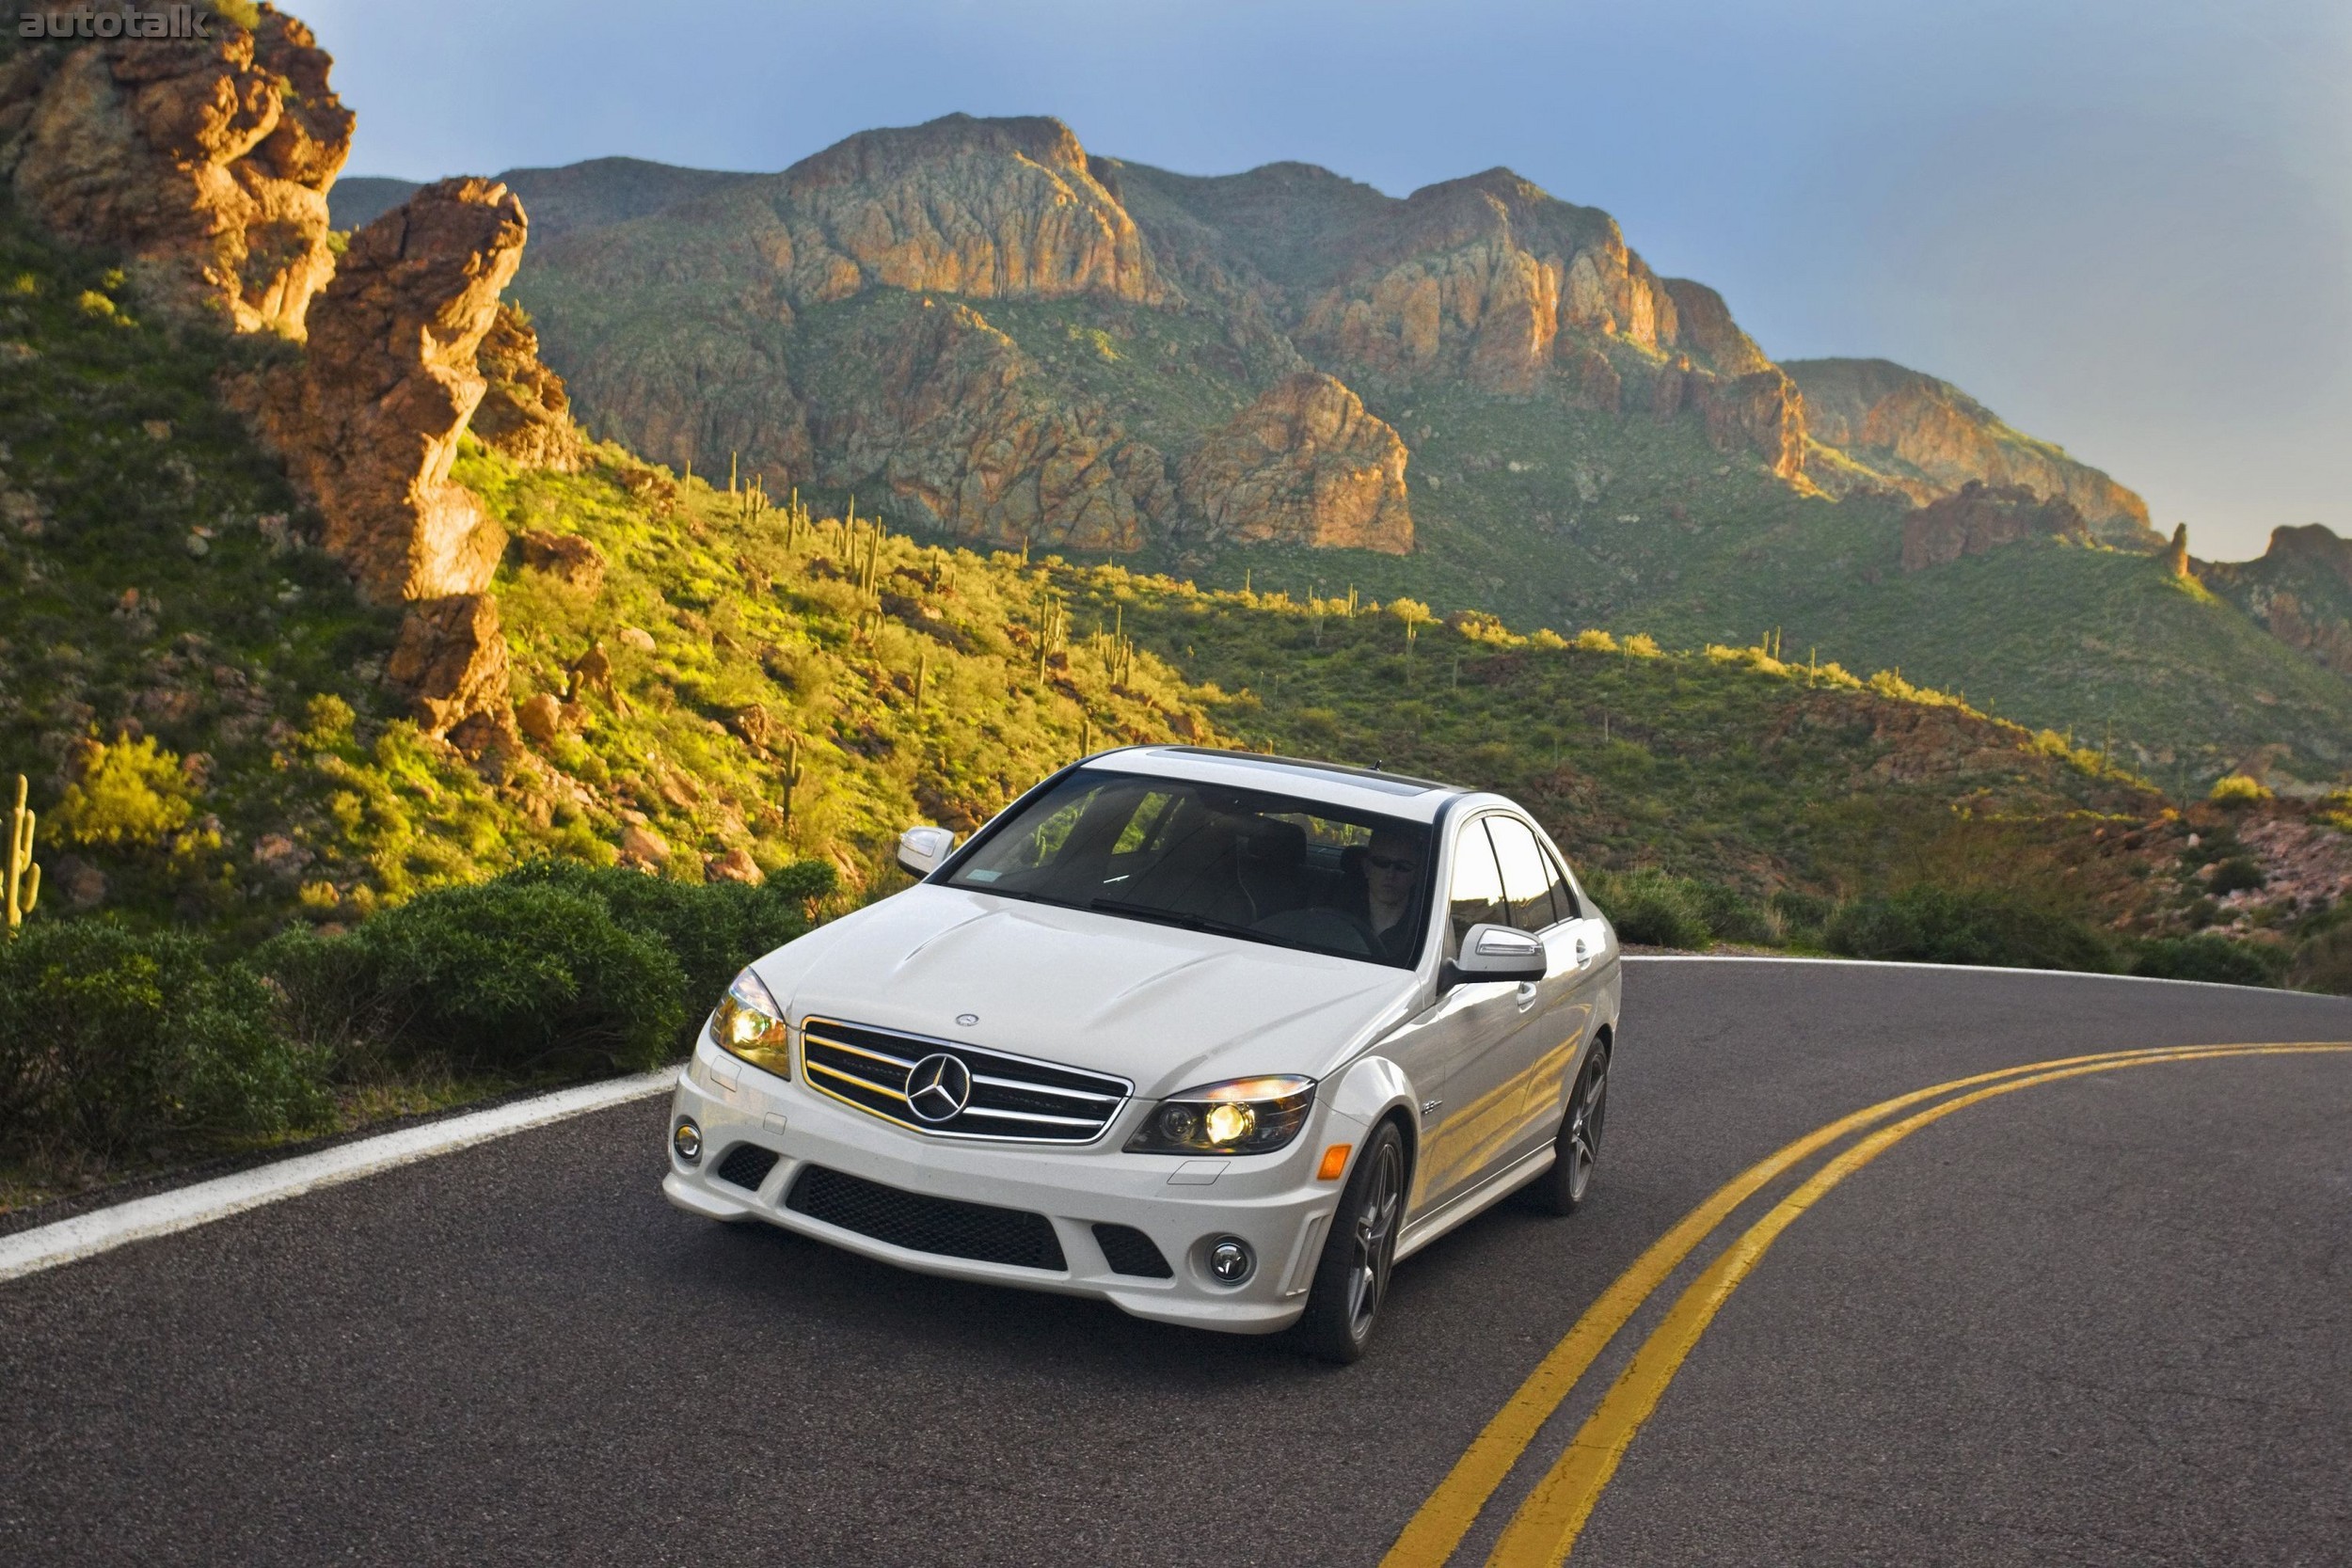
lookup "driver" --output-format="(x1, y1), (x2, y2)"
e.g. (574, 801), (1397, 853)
(1358, 828), (1425, 963)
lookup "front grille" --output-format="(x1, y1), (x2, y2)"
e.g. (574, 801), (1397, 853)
(785, 1165), (1067, 1272)
(799, 1017), (1130, 1144)
(1092, 1223), (1173, 1278)
(714, 1143), (781, 1191)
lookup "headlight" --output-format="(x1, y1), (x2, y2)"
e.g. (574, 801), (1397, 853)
(709, 967), (791, 1077)
(1125, 1075), (1316, 1155)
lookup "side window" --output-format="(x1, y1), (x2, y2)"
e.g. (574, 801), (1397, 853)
(1447, 819), (1507, 956)
(1546, 847), (1584, 919)
(1486, 816), (1562, 933)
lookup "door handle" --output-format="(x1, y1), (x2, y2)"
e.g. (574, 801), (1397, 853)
(1515, 981), (1539, 1011)
(1574, 938), (1590, 969)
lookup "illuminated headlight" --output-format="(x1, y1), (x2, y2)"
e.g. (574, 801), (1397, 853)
(1125, 1075), (1316, 1155)
(709, 967), (791, 1078)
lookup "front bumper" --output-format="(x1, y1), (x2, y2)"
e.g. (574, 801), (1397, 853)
(661, 1037), (1362, 1333)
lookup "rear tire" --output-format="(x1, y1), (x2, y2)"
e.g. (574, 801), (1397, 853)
(1533, 1040), (1609, 1216)
(1292, 1121), (1406, 1364)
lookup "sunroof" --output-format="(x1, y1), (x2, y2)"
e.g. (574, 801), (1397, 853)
(1130, 747), (1451, 797)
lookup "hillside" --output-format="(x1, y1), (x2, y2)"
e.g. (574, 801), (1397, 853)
(441, 118), (2352, 787)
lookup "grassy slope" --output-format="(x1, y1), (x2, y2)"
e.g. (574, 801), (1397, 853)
(1075, 571), (2174, 913)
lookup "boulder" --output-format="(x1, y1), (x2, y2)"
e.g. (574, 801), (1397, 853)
(617, 821), (670, 868)
(0, 3), (353, 334)
(514, 690), (567, 746)
(385, 592), (512, 736)
(705, 847), (763, 885)
(1175, 373), (1412, 553)
(514, 528), (605, 594)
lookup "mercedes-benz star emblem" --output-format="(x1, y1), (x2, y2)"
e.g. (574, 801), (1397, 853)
(905, 1053), (973, 1123)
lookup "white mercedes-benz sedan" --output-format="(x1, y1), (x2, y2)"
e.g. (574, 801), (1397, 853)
(661, 746), (1620, 1360)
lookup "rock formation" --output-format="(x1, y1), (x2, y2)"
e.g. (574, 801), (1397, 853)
(255, 176), (527, 739)
(1786, 357), (2153, 544)
(472, 301), (583, 471)
(2164, 523), (2191, 579)
(1899, 482), (2091, 572)
(2200, 524), (2352, 677)
(0, 2), (352, 335)
(815, 299), (1172, 550)
(1176, 373), (1411, 553)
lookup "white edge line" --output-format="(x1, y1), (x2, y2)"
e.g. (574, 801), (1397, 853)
(1619, 952), (2328, 995)
(0, 1067), (679, 1285)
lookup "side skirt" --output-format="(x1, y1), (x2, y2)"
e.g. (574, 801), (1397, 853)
(1394, 1143), (1556, 1263)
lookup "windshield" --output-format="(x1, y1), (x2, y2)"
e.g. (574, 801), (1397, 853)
(946, 768), (1437, 968)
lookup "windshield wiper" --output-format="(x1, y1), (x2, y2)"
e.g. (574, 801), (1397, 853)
(1088, 897), (1259, 941)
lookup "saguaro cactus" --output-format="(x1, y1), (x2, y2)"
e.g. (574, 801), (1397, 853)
(6, 773), (38, 938)
(779, 738), (803, 839)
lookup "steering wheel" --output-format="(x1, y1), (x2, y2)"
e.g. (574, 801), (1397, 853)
(1250, 906), (1380, 957)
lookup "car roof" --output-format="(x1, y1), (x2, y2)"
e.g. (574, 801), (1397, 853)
(1076, 746), (1469, 823)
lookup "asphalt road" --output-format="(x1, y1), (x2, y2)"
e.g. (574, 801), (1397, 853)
(4, 958), (2349, 1566)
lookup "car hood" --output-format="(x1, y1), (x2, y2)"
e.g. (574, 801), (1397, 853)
(753, 886), (1421, 1097)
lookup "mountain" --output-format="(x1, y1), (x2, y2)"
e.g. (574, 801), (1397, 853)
(329, 158), (759, 245)
(476, 117), (2349, 785)
(326, 175), (421, 231)
(1784, 357), (2154, 546)
(2201, 524), (2352, 679)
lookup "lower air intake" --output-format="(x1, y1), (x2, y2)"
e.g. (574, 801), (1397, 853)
(713, 1143), (781, 1192)
(1091, 1223), (1173, 1278)
(786, 1165), (1067, 1272)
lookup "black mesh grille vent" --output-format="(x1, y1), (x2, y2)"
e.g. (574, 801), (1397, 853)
(1091, 1223), (1173, 1278)
(714, 1143), (781, 1192)
(786, 1165), (1067, 1272)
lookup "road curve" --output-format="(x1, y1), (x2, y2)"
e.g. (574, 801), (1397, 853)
(3, 958), (2348, 1566)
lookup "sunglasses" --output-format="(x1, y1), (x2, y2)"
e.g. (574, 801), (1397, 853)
(1366, 855), (1418, 873)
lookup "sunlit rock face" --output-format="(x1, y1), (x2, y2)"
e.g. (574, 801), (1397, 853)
(816, 298), (1172, 551)
(1788, 357), (2153, 544)
(1176, 373), (1411, 554)
(0, 2), (353, 335)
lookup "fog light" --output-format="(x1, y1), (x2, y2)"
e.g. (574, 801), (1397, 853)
(673, 1117), (703, 1164)
(1205, 1236), (1254, 1285)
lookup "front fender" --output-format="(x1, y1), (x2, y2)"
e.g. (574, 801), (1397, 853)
(1322, 1053), (1418, 1139)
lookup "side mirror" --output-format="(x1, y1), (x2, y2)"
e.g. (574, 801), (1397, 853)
(897, 825), (956, 878)
(1441, 922), (1548, 989)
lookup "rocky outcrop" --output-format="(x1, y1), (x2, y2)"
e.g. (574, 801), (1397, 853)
(1899, 482), (2091, 572)
(1176, 373), (1411, 553)
(2201, 524), (2352, 677)
(261, 176), (525, 603)
(0, 2), (352, 334)
(1695, 370), (1807, 483)
(1289, 170), (1772, 398)
(255, 176), (526, 737)
(471, 301), (583, 471)
(1786, 357), (2153, 544)
(815, 298), (1172, 550)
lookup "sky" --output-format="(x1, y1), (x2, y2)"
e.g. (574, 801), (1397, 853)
(302, 0), (2351, 563)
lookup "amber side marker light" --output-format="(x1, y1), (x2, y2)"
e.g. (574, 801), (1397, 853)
(1316, 1143), (1353, 1181)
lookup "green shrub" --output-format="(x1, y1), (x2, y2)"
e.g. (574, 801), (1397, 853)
(262, 859), (837, 1074)
(1693, 881), (1779, 945)
(2207, 773), (2271, 806)
(2205, 858), (2265, 896)
(0, 920), (330, 1164)
(1589, 868), (1714, 949)
(2127, 936), (2283, 989)
(1825, 886), (2113, 973)
(53, 735), (196, 849)
(2287, 925), (2352, 996)
(274, 880), (689, 1076)
(500, 858), (834, 1027)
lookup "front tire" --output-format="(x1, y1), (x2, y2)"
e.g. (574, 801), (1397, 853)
(1533, 1040), (1609, 1216)
(1293, 1121), (1406, 1364)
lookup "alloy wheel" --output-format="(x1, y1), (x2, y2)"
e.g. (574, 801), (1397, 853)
(1344, 1139), (1404, 1342)
(1565, 1052), (1609, 1205)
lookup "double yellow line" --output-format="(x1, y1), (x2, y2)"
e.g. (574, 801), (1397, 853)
(1381, 1040), (2352, 1568)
